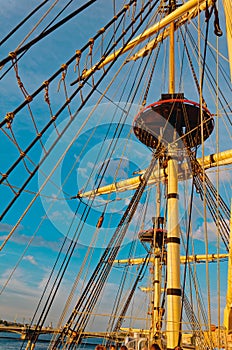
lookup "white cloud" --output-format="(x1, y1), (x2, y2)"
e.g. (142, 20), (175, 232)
(0, 267), (71, 324)
(0, 223), (23, 232)
(87, 161), (95, 169)
(0, 268), (40, 298)
(193, 220), (228, 243)
(206, 167), (232, 184)
(77, 166), (89, 180)
(43, 193), (59, 203)
(0, 231), (71, 254)
(0, 223), (13, 232)
(23, 255), (37, 266)
(0, 233), (28, 245)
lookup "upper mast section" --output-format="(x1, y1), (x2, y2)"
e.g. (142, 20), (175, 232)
(168, 0), (176, 94)
(133, 0), (214, 151)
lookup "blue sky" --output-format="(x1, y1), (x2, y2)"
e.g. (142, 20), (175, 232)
(0, 0), (231, 333)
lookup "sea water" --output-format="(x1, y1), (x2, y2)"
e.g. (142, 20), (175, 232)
(0, 336), (48, 350)
(0, 333), (99, 350)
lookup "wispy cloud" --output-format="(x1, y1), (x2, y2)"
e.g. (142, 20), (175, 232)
(0, 223), (23, 232)
(23, 255), (37, 265)
(0, 231), (66, 253)
(77, 167), (89, 180)
(0, 268), (40, 298)
(193, 220), (228, 243)
(0, 267), (72, 324)
(207, 167), (232, 184)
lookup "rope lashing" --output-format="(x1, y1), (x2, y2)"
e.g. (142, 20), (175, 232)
(205, 0), (223, 37)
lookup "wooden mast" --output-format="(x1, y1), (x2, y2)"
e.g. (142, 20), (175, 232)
(166, 1), (181, 348)
(166, 145), (181, 349)
(169, 20), (175, 94)
(224, 201), (232, 348)
(151, 163), (162, 345)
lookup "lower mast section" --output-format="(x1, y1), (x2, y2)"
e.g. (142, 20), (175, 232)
(166, 144), (181, 350)
(224, 200), (232, 348)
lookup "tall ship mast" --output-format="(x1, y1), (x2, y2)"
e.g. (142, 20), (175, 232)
(0, 1), (231, 349)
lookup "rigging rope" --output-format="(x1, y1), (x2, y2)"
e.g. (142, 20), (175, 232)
(0, 0), (143, 223)
(0, 0), (77, 80)
(16, 0), (61, 51)
(112, 253), (150, 333)
(106, 192), (150, 334)
(0, 0), (133, 128)
(1, 1), (230, 348)
(200, 0), (210, 96)
(0, 0), (99, 68)
(0, 0), (50, 46)
(51, 148), (162, 349)
(5, 67), (140, 338)
(183, 292), (211, 350)
(0, 0), (138, 195)
(180, 27), (206, 106)
(188, 152), (230, 250)
(186, 26), (232, 127)
(19, 2), (163, 348)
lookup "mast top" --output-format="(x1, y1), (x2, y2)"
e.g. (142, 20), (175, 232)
(133, 94), (214, 150)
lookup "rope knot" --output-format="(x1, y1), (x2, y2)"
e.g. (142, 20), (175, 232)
(98, 27), (105, 34)
(26, 95), (33, 102)
(44, 86), (50, 105)
(57, 66), (67, 91)
(5, 112), (14, 125)
(9, 51), (16, 59)
(74, 51), (81, 73)
(88, 38), (94, 56)
(61, 63), (67, 71)
(17, 79), (23, 88)
(75, 50), (82, 58)
(205, 0), (223, 36)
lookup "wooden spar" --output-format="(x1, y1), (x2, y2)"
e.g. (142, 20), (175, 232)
(120, 327), (150, 334)
(223, 0), (232, 82)
(78, 168), (166, 198)
(113, 254), (229, 265)
(198, 150), (232, 169)
(127, 0), (213, 62)
(78, 149), (232, 198)
(78, 0), (212, 80)
(138, 149), (232, 173)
